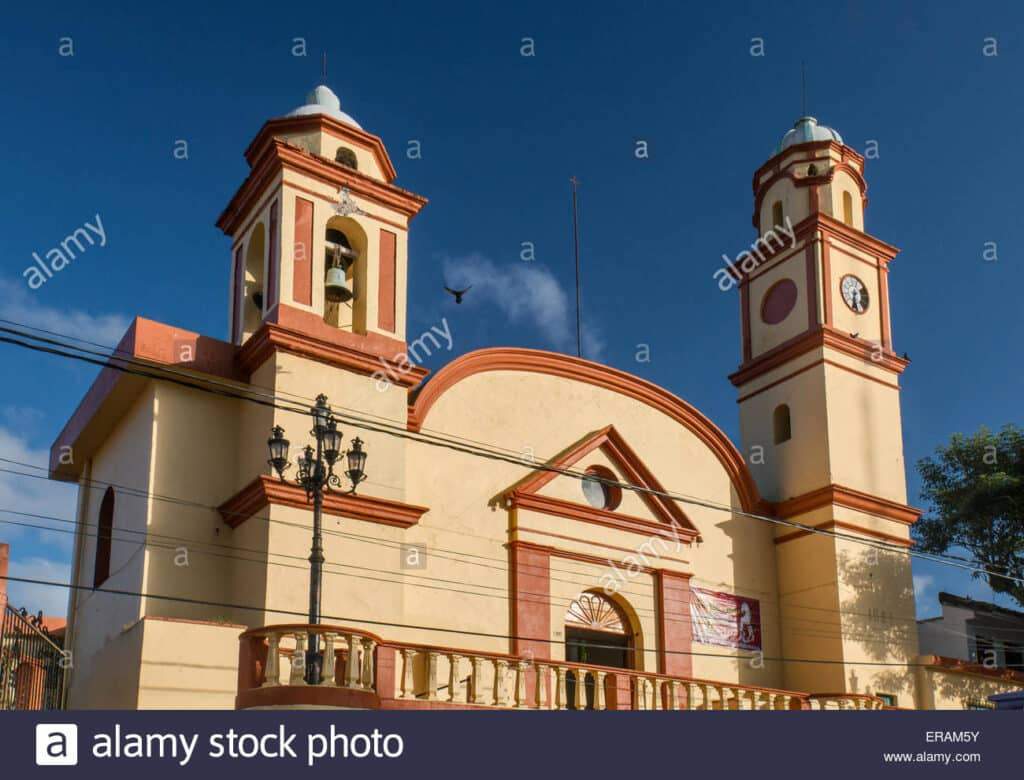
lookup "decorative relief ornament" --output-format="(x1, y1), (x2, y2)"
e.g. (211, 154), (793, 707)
(334, 187), (365, 217)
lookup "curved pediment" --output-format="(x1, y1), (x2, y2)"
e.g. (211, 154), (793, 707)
(409, 347), (763, 512)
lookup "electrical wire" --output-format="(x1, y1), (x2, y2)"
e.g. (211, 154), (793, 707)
(1, 323), (1020, 589)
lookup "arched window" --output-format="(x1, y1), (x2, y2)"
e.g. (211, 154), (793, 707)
(771, 200), (784, 230)
(94, 487), (114, 588)
(773, 404), (792, 444)
(842, 191), (854, 226)
(335, 147), (358, 170)
(242, 223), (266, 338)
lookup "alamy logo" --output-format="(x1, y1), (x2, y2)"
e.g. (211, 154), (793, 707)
(36, 723), (79, 766)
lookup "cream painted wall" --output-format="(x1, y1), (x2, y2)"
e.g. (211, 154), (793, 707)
(409, 369), (784, 690)
(822, 362), (908, 503)
(135, 618), (242, 709)
(738, 354), (832, 502)
(915, 667), (1023, 710)
(66, 387), (155, 708)
(279, 129), (388, 182)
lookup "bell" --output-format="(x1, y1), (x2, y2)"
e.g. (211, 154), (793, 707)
(325, 265), (353, 303)
(324, 232), (358, 304)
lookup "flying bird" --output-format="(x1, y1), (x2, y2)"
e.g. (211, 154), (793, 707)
(444, 285), (471, 304)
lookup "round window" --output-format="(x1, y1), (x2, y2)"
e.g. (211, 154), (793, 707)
(761, 278), (798, 325)
(580, 466), (622, 511)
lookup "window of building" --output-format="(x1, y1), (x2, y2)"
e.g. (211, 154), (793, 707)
(771, 200), (784, 230)
(94, 487), (114, 588)
(1003, 645), (1023, 670)
(877, 693), (897, 707)
(773, 404), (791, 444)
(842, 191), (854, 226)
(973, 635), (996, 666)
(335, 147), (358, 170)
(580, 465), (622, 511)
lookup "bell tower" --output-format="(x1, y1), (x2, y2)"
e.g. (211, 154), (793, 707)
(731, 117), (922, 705)
(217, 84), (426, 348)
(216, 86), (428, 504)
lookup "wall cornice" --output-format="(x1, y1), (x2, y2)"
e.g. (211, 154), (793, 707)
(218, 475), (429, 529)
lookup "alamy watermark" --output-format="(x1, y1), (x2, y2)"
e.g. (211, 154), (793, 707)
(22, 214), (107, 290)
(712, 217), (795, 292)
(372, 318), (453, 391)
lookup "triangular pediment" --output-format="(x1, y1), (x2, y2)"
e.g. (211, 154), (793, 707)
(503, 425), (700, 543)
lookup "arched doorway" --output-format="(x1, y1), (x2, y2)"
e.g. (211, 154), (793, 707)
(564, 592), (634, 709)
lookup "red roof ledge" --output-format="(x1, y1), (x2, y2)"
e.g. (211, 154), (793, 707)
(219, 475), (429, 530)
(408, 347), (765, 514)
(49, 317), (241, 482)
(922, 654), (1024, 685)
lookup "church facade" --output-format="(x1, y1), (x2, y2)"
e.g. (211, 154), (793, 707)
(49, 88), (1022, 710)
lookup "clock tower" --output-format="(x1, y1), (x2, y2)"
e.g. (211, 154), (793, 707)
(731, 117), (922, 705)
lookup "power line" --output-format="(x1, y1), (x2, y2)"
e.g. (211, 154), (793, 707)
(1, 571), (995, 671)
(1, 320), (1020, 588)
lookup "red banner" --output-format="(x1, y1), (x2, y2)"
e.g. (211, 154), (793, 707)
(689, 587), (761, 651)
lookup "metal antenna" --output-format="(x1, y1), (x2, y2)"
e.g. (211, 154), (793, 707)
(570, 176), (582, 359)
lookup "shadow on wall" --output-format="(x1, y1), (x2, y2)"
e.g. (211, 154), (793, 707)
(715, 491), (777, 690)
(836, 547), (917, 700)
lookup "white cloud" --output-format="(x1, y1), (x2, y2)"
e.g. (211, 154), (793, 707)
(913, 574), (939, 617)
(0, 277), (129, 347)
(6, 555), (72, 619)
(0, 424), (78, 552)
(442, 254), (605, 359)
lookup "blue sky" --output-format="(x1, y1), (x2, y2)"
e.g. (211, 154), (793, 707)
(0, 1), (1021, 620)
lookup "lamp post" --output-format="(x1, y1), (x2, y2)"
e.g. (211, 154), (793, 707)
(267, 394), (368, 684)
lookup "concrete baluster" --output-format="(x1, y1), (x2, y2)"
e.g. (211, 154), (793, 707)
(290, 634), (308, 686)
(321, 633), (337, 686)
(360, 638), (376, 690)
(262, 633), (280, 687)
(399, 648), (416, 699)
(447, 654), (463, 703)
(493, 659), (509, 706)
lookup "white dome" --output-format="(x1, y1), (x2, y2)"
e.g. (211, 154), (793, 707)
(285, 85), (361, 129)
(777, 116), (842, 154)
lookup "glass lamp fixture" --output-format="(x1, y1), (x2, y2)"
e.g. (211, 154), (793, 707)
(311, 394), (331, 436)
(322, 419), (343, 466)
(345, 437), (368, 488)
(267, 426), (290, 477)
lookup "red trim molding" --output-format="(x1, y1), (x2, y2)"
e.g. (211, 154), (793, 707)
(409, 348), (764, 513)
(506, 425), (698, 538)
(218, 139), (427, 236)
(655, 571), (693, 677)
(729, 325), (909, 387)
(509, 543), (551, 661)
(237, 304), (428, 387)
(775, 483), (922, 525)
(218, 475), (429, 529)
(774, 520), (913, 548)
(243, 114), (400, 182)
(511, 492), (698, 545)
(922, 654), (1024, 685)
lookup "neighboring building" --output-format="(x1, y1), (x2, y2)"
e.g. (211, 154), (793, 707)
(919, 593), (1024, 669)
(914, 593), (1024, 710)
(0, 542), (68, 710)
(47, 88), (1023, 710)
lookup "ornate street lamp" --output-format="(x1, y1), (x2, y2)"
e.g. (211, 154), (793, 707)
(267, 394), (368, 683)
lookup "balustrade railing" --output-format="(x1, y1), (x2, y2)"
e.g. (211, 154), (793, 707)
(237, 625), (883, 711)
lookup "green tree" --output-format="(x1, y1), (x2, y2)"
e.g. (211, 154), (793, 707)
(914, 425), (1024, 607)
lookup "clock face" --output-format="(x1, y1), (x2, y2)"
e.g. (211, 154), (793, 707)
(840, 275), (869, 314)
